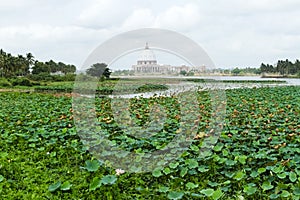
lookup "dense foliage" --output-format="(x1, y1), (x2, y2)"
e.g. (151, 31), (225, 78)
(0, 49), (76, 78)
(261, 59), (300, 76)
(0, 86), (299, 199)
(0, 50), (33, 77)
(86, 63), (112, 79)
(231, 67), (261, 75)
(209, 68), (261, 75)
(185, 78), (287, 84)
(112, 70), (135, 76)
(32, 60), (76, 75)
(34, 82), (168, 95)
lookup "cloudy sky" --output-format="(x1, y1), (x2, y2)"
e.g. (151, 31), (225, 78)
(1, 0), (300, 69)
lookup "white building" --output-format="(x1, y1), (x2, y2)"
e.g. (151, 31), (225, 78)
(132, 43), (205, 75)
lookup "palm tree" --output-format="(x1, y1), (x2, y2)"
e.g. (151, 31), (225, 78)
(0, 49), (7, 77)
(26, 53), (34, 75)
(5, 53), (13, 77)
(17, 54), (27, 76)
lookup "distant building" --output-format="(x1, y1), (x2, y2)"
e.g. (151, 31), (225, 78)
(50, 71), (64, 76)
(132, 43), (205, 75)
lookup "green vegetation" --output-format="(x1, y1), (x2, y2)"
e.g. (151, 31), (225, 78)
(179, 70), (187, 76)
(185, 78), (287, 84)
(32, 60), (76, 75)
(0, 85), (299, 199)
(86, 63), (112, 79)
(0, 78), (12, 87)
(0, 49), (110, 84)
(0, 77), (41, 88)
(0, 50), (33, 77)
(136, 83), (168, 92)
(0, 48), (300, 199)
(112, 69), (135, 76)
(184, 78), (215, 83)
(231, 67), (242, 75)
(261, 59), (300, 76)
(34, 80), (168, 95)
(0, 49), (76, 78)
(212, 60), (300, 76)
(204, 67), (261, 76)
(220, 80), (286, 83)
(0, 76), (169, 95)
(27, 73), (76, 82)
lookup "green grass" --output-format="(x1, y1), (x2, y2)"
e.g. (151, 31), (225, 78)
(34, 81), (168, 94)
(0, 86), (299, 199)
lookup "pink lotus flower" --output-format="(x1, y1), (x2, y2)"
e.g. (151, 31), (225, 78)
(115, 168), (125, 176)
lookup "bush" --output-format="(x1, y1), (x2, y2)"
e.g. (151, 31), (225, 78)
(62, 74), (76, 81)
(10, 77), (40, 87)
(75, 73), (95, 81)
(187, 71), (195, 76)
(136, 84), (168, 92)
(27, 73), (76, 82)
(27, 73), (54, 82)
(11, 78), (32, 86)
(0, 78), (12, 87)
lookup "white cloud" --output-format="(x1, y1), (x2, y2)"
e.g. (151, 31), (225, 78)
(154, 4), (201, 31)
(0, 0), (300, 68)
(121, 8), (156, 29)
(0, 24), (113, 66)
(120, 3), (202, 31)
(77, 0), (132, 28)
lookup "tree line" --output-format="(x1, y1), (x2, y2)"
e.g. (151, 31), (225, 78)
(86, 63), (111, 79)
(260, 59), (300, 75)
(0, 49), (76, 78)
(33, 60), (76, 75)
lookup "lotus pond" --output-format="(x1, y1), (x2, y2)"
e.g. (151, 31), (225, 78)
(0, 85), (299, 199)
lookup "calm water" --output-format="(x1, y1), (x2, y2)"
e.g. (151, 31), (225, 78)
(207, 76), (300, 85)
(107, 76), (299, 99)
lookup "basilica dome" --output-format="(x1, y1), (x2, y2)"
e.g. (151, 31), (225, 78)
(138, 43), (157, 62)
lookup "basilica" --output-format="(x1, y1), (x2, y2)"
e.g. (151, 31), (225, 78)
(132, 43), (205, 75)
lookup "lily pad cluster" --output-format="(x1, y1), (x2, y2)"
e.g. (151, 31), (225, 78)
(0, 86), (299, 199)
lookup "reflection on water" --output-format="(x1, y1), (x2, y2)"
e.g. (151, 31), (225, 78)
(82, 76), (300, 99)
(108, 76), (299, 99)
(208, 76), (300, 85)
